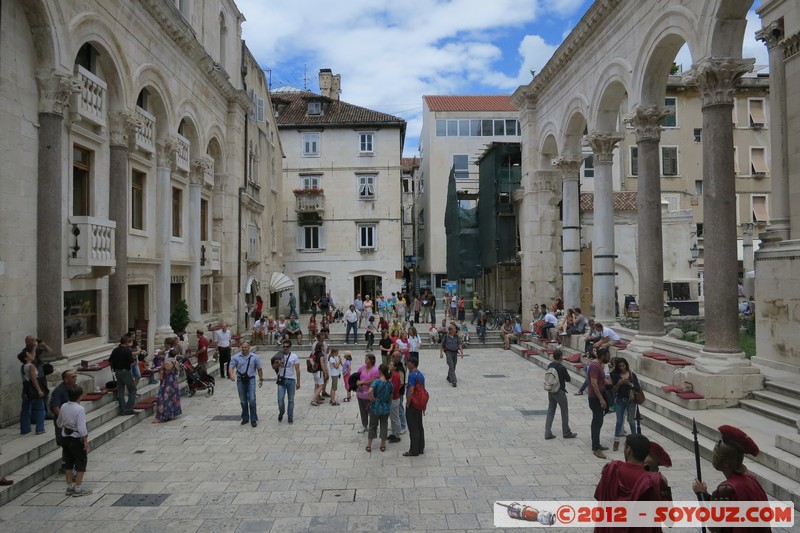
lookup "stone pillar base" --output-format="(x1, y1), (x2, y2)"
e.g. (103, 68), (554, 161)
(673, 365), (763, 408)
(694, 350), (753, 374)
(624, 334), (660, 355)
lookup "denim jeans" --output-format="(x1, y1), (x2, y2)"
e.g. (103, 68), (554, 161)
(115, 369), (137, 413)
(614, 397), (636, 438)
(237, 377), (258, 423)
(277, 378), (296, 420)
(588, 396), (605, 450)
(399, 400), (407, 430)
(579, 373), (589, 393)
(20, 394), (45, 434)
(477, 325), (486, 342)
(345, 322), (358, 344)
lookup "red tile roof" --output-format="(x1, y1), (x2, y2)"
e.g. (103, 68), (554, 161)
(423, 95), (517, 112)
(580, 191), (638, 212)
(272, 90), (405, 128)
(401, 157), (419, 172)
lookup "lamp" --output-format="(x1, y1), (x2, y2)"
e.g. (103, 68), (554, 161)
(688, 243), (699, 265)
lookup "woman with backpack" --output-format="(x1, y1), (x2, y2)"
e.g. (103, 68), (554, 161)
(354, 354), (380, 433)
(366, 364), (393, 452)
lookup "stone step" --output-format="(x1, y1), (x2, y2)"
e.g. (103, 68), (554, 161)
(765, 380), (800, 401)
(739, 398), (798, 427)
(776, 433), (800, 457)
(751, 389), (800, 415)
(641, 406), (800, 510)
(637, 375), (707, 410)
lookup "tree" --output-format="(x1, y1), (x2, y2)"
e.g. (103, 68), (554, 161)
(170, 299), (190, 334)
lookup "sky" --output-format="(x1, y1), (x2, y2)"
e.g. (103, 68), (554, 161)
(236, 0), (768, 157)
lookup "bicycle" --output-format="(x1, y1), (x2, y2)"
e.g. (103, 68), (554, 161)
(482, 307), (517, 330)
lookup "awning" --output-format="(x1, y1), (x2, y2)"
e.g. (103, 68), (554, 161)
(269, 272), (294, 293)
(751, 149), (769, 173)
(752, 197), (769, 222)
(749, 100), (766, 125)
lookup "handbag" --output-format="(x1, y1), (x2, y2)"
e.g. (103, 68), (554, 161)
(631, 373), (645, 404)
(22, 379), (39, 400)
(276, 355), (289, 386)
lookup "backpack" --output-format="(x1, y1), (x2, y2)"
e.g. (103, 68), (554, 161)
(319, 296), (330, 307)
(306, 352), (320, 373)
(410, 371), (430, 413)
(348, 371), (361, 391)
(544, 367), (560, 393)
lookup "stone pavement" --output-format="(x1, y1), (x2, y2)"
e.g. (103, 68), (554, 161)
(0, 347), (794, 532)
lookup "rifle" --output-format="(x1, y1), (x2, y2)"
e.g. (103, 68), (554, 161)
(692, 418), (707, 533)
(635, 405), (642, 434)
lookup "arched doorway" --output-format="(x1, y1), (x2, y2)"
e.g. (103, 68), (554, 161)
(354, 275), (381, 300)
(298, 275), (325, 313)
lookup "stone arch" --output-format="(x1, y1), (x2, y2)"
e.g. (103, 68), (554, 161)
(19, 0), (61, 74)
(206, 135), (225, 176)
(175, 102), (203, 159)
(703, 0), (754, 58)
(591, 61), (633, 132)
(562, 108), (588, 157)
(132, 65), (175, 141)
(539, 132), (559, 169)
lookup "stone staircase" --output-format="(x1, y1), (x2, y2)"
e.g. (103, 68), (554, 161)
(511, 335), (800, 509)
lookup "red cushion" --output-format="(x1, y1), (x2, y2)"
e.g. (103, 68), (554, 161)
(573, 363), (586, 369)
(568, 353), (582, 364)
(676, 391), (704, 400)
(661, 385), (683, 392)
(614, 342), (628, 349)
(523, 349), (537, 355)
(644, 353), (670, 361)
(666, 360), (692, 366)
(81, 393), (105, 401)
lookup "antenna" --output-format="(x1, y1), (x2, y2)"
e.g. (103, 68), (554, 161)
(303, 64), (308, 90)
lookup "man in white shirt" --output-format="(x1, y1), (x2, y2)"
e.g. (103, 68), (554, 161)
(539, 305), (559, 339)
(214, 324), (233, 379)
(275, 340), (301, 424)
(344, 304), (360, 344)
(57, 386), (91, 497)
(354, 294), (364, 327)
(592, 322), (621, 350)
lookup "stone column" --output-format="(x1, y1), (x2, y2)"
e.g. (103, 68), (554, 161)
(585, 132), (623, 323)
(108, 112), (139, 339)
(686, 57), (754, 360)
(188, 160), (208, 321)
(624, 106), (669, 337)
(155, 141), (177, 337)
(555, 156), (582, 310)
(36, 74), (78, 350)
(741, 223), (755, 300)
(756, 20), (789, 244)
(529, 169), (562, 306)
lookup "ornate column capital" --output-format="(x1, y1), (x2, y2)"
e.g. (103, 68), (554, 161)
(756, 19), (784, 49)
(157, 137), (179, 170)
(624, 105), (670, 143)
(190, 156), (214, 186)
(109, 111), (142, 148)
(584, 132), (623, 164)
(682, 57), (754, 108)
(553, 155), (583, 181)
(36, 71), (81, 116)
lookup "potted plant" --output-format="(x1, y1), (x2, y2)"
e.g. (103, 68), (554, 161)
(170, 299), (190, 336)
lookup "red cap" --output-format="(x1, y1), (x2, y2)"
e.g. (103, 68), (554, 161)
(649, 441), (672, 468)
(719, 425), (759, 456)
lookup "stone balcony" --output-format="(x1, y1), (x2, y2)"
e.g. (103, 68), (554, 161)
(175, 133), (190, 173)
(73, 65), (107, 129)
(134, 105), (156, 154)
(294, 189), (325, 215)
(67, 216), (116, 277)
(200, 240), (221, 272)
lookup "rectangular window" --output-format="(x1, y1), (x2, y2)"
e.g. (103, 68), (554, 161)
(752, 195), (769, 222)
(661, 146), (678, 176)
(662, 97), (677, 127)
(453, 155), (469, 180)
(751, 147), (768, 175)
(302, 174), (321, 189)
(200, 284), (210, 314)
(748, 99), (766, 128)
(470, 119), (482, 136)
(458, 119), (470, 136)
(446, 120), (458, 136)
(506, 119), (519, 136)
(302, 133), (320, 156)
(307, 101), (321, 115)
(582, 154), (594, 179)
(694, 128), (702, 143)
(733, 146), (740, 174)
(63, 290), (99, 342)
(359, 132), (374, 153)
(200, 198), (208, 241)
(695, 180), (703, 195)
(494, 119), (505, 136)
(298, 225), (326, 250)
(358, 174), (376, 199)
(662, 193), (680, 212)
(630, 146), (638, 176)
(171, 187), (182, 237)
(73, 146), (91, 216)
(435, 119), (446, 136)
(247, 224), (257, 260)
(358, 224), (377, 250)
(481, 119), (493, 136)
(131, 169), (145, 230)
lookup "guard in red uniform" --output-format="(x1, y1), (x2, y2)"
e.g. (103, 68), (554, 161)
(692, 425), (770, 533)
(644, 441), (673, 501)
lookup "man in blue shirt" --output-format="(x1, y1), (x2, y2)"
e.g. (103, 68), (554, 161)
(404, 358), (425, 457)
(228, 342), (263, 427)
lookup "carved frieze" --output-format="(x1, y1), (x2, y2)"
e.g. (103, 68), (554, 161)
(36, 72), (81, 116)
(553, 155), (583, 181)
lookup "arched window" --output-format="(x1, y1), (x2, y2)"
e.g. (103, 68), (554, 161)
(136, 89), (150, 111)
(75, 43), (98, 73)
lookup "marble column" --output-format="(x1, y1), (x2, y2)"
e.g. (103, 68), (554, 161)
(585, 132), (622, 323)
(108, 112), (138, 339)
(188, 161), (207, 322)
(625, 106), (669, 337)
(555, 156), (582, 310)
(156, 141), (177, 336)
(529, 169), (562, 306)
(756, 20), (789, 244)
(741, 223), (755, 300)
(686, 57), (753, 359)
(36, 75), (77, 350)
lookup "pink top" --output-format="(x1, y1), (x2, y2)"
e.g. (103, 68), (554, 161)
(356, 364), (380, 400)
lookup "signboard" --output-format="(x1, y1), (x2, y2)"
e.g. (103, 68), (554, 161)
(404, 255), (417, 265)
(445, 281), (458, 293)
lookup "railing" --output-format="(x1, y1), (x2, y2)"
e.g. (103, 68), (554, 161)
(201, 240), (221, 271)
(204, 161), (214, 187)
(68, 216), (116, 268)
(74, 65), (107, 128)
(135, 106), (156, 154)
(176, 133), (190, 172)
(294, 192), (325, 213)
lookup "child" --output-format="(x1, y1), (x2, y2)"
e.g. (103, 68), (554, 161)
(137, 353), (149, 385)
(365, 316), (376, 351)
(328, 348), (342, 406)
(379, 316), (389, 333)
(149, 350), (164, 385)
(428, 324), (439, 344)
(308, 316), (318, 341)
(57, 386), (92, 497)
(459, 321), (470, 345)
(342, 352), (353, 402)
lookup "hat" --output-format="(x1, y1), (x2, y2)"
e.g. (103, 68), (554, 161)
(648, 441), (672, 468)
(719, 425), (759, 456)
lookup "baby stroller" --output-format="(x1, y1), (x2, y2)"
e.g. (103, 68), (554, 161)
(181, 357), (215, 396)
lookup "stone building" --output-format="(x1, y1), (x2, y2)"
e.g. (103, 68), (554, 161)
(0, 0), (283, 425)
(272, 70), (405, 312)
(401, 157), (420, 292)
(417, 95), (521, 297)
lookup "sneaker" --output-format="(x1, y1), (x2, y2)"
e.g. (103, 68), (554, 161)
(544, 434), (556, 440)
(613, 440), (620, 451)
(388, 436), (401, 443)
(321, 392), (330, 398)
(563, 432), (578, 439)
(288, 418), (293, 424)
(593, 449), (607, 459)
(72, 487), (93, 497)
(65, 486), (75, 496)
(400, 428), (407, 435)
(358, 426), (368, 433)
(574, 391), (584, 396)
(278, 414), (284, 422)
(597, 445), (609, 451)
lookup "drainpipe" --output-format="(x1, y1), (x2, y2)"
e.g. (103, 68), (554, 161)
(237, 41), (249, 335)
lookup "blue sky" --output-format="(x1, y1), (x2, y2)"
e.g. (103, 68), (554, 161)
(237, 0), (766, 156)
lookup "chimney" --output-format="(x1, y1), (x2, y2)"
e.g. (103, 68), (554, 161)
(318, 68), (341, 101)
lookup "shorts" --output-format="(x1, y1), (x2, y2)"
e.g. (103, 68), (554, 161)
(61, 437), (88, 472)
(330, 376), (339, 391)
(314, 371), (324, 386)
